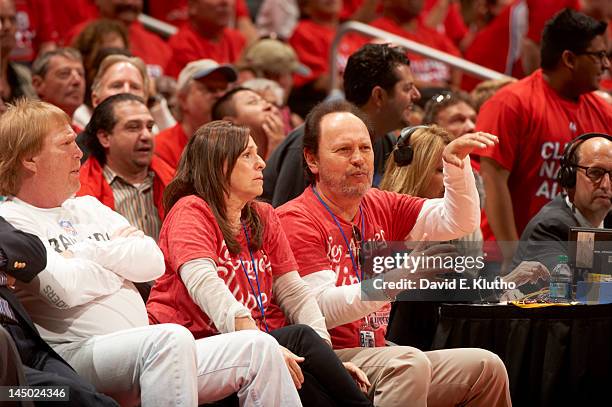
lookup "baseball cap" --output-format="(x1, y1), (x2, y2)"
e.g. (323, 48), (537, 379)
(177, 59), (238, 90)
(241, 39), (311, 76)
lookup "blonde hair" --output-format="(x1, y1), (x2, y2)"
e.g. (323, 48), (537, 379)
(379, 125), (452, 197)
(91, 54), (150, 100)
(0, 99), (70, 195)
(470, 77), (516, 112)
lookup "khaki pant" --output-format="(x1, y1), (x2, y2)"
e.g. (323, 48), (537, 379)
(335, 346), (511, 407)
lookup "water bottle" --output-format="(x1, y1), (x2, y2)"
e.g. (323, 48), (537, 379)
(549, 255), (572, 302)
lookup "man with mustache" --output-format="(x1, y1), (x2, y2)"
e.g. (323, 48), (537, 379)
(512, 133), (612, 272)
(77, 93), (174, 242)
(277, 99), (512, 407)
(32, 48), (86, 132)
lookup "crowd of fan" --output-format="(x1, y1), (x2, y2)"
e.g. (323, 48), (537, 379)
(0, 0), (611, 406)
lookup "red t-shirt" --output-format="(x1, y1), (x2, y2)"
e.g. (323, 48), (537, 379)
(9, 0), (58, 62)
(369, 17), (461, 86)
(148, 0), (249, 26)
(474, 69), (612, 240)
(54, 0), (98, 45)
(147, 196), (296, 338)
(277, 187), (425, 349)
(167, 24), (246, 77)
(289, 20), (364, 88)
(65, 19), (171, 78)
(154, 123), (188, 170)
(526, 0), (580, 43)
(461, 0), (526, 91)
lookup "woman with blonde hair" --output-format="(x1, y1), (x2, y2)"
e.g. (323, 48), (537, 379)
(380, 125), (549, 300)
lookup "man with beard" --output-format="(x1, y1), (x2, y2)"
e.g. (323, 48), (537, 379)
(263, 43), (421, 207)
(276, 99), (511, 407)
(77, 93), (174, 242)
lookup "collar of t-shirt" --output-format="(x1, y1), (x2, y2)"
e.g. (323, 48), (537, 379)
(564, 195), (604, 229)
(103, 165), (154, 192)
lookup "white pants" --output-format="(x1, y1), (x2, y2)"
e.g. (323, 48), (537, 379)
(54, 324), (301, 407)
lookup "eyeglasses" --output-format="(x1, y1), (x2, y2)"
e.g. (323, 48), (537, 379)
(352, 225), (365, 273)
(430, 92), (453, 105)
(574, 165), (612, 182)
(575, 50), (610, 63)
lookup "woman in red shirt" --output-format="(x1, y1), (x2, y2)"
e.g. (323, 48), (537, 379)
(147, 120), (372, 406)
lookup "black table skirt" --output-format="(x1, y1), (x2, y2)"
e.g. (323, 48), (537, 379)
(430, 304), (612, 407)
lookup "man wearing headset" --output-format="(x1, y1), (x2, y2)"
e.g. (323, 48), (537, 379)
(512, 133), (612, 272)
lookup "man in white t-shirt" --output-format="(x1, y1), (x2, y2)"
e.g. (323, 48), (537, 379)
(0, 99), (301, 407)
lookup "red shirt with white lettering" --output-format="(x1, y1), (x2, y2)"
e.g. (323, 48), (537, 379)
(277, 187), (425, 349)
(369, 17), (461, 86)
(147, 196), (295, 338)
(154, 123), (189, 170)
(10, 0), (58, 62)
(167, 24), (246, 77)
(474, 69), (612, 240)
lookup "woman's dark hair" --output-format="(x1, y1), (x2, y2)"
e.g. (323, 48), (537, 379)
(83, 93), (146, 165)
(164, 121), (263, 254)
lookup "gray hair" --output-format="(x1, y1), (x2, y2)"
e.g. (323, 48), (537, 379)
(32, 48), (83, 78)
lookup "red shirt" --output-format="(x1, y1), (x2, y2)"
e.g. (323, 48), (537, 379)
(474, 69), (612, 240)
(461, 0), (526, 91)
(526, 0), (580, 44)
(289, 20), (365, 88)
(369, 17), (461, 86)
(65, 20), (172, 78)
(9, 0), (58, 62)
(77, 156), (174, 220)
(167, 24), (246, 77)
(423, 0), (468, 45)
(277, 187), (425, 349)
(147, 196), (296, 338)
(54, 0), (98, 45)
(148, 0), (249, 26)
(154, 123), (188, 170)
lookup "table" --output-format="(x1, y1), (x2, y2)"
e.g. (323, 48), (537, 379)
(430, 303), (612, 407)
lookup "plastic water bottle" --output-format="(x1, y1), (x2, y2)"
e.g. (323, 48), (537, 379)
(549, 255), (572, 302)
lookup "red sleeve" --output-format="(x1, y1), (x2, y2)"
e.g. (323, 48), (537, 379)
(473, 94), (524, 171)
(167, 30), (197, 78)
(236, 0), (249, 18)
(278, 208), (333, 276)
(260, 203), (298, 276)
(36, 0), (59, 43)
(443, 2), (467, 44)
(164, 197), (221, 272)
(289, 22), (329, 87)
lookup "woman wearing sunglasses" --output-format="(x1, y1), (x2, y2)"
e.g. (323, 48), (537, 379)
(147, 120), (372, 407)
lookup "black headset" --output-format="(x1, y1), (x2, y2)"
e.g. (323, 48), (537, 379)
(557, 132), (612, 188)
(393, 125), (429, 167)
